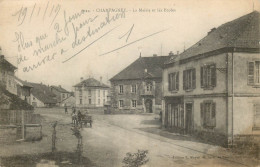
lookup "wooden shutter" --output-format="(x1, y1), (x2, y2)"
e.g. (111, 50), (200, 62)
(211, 64), (216, 87)
(183, 70), (186, 90)
(200, 103), (204, 126)
(211, 102), (216, 127)
(248, 61), (255, 85)
(176, 72), (179, 90)
(192, 69), (196, 89)
(200, 66), (204, 88)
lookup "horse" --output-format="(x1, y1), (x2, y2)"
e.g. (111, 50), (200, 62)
(72, 113), (78, 126)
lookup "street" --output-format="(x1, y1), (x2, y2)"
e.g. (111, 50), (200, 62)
(0, 108), (259, 167)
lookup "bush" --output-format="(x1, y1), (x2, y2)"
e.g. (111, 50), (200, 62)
(122, 150), (149, 167)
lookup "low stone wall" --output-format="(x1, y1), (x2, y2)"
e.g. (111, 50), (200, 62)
(191, 130), (228, 147)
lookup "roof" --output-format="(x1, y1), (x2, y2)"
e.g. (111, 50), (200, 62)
(166, 11), (260, 64)
(28, 82), (57, 104)
(110, 56), (169, 81)
(14, 76), (33, 88)
(73, 78), (110, 88)
(0, 84), (33, 110)
(0, 55), (17, 71)
(51, 85), (70, 93)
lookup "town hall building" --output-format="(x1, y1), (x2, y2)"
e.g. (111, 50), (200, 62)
(110, 54), (169, 113)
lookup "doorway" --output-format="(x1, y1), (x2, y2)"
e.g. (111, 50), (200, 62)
(185, 103), (193, 134)
(145, 99), (153, 113)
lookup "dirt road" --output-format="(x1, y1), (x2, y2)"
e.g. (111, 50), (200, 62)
(1, 108), (258, 167)
(38, 108), (257, 167)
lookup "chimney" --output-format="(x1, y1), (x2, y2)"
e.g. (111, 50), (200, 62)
(0, 47), (2, 56)
(80, 77), (84, 82)
(168, 51), (174, 56)
(100, 76), (102, 83)
(153, 54), (157, 57)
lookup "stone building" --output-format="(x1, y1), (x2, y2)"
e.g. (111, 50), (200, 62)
(162, 11), (260, 146)
(74, 77), (109, 108)
(0, 55), (17, 95)
(50, 85), (71, 106)
(110, 55), (168, 113)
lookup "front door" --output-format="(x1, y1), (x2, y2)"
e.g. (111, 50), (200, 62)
(185, 103), (193, 134)
(145, 99), (153, 113)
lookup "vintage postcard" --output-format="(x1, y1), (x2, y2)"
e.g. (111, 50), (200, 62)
(0, 0), (259, 166)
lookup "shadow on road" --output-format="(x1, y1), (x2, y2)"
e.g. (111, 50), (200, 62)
(140, 119), (161, 126)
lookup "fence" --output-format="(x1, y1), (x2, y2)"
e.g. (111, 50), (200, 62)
(0, 109), (42, 142)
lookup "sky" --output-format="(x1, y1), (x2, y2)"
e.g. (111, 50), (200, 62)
(0, 0), (259, 91)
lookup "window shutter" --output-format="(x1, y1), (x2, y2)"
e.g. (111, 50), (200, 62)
(176, 72), (179, 90)
(183, 70), (186, 90)
(211, 64), (216, 87)
(248, 61), (255, 85)
(192, 69), (196, 89)
(211, 102), (216, 127)
(200, 66), (204, 88)
(200, 103), (204, 126)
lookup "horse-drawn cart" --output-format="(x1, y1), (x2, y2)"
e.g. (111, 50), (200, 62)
(80, 115), (92, 128)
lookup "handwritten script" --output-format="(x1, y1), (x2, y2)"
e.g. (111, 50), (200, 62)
(11, 2), (171, 72)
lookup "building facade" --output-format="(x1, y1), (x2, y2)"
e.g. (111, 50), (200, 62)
(50, 85), (71, 106)
(110, 55), (168, 113)
(0, 55), (17, 95)
(29, 82), (57, 107)
(162, 11), (260, 146)
(15, 77), (33, 105)
(74, 77), (109, 108)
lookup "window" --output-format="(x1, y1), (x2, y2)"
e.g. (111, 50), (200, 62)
(98, 99), (100, 104)
(80, 99), (82, 104)
(103, 90), (105, 96)
(201, 64), (216, 88)
(200, 101), (216, 127)
(132, 100), (137, 108)
(103, 99), (105, 104)
(62, 94), (65, 98)
(98, 90), (100, 97)
(248, 61), (260, 85)
(119, 85), (124, 94)
(253, 104), (260, 129)
(131, 85), (137, 93)
(119, 100), (124, 108)
(88, 89), (91, 96)
(89, 99), (91, 104)
(183, 68), (196, 90)
(146, 82), (152, 92)
(79, 89), (82, 96)
(168, 72), (179, 91)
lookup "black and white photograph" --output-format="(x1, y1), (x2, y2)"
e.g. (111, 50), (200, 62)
(0, 0), (259, 166)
